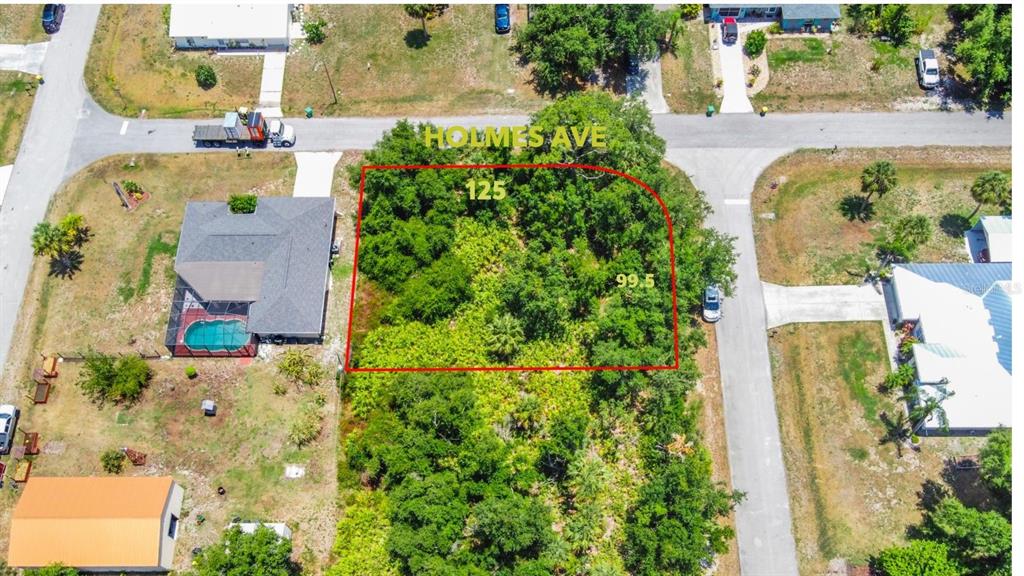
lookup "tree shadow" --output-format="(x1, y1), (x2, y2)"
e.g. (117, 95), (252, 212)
(839, 194), (875, 222)
(404, 29), (430, 49)
(941, 458), (997, 511)
(939, 213), (972, 238)
(48, 250), (84, 279)
(916, 478), (950, 512)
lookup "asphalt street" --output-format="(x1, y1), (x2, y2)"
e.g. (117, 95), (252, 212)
(0, 4), (100, 381)
(0, 10), (1014, 576)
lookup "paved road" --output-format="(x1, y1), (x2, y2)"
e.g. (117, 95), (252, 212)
(65, 103), (1013, 176)
(762, 282), (887, 329)
(666, 148), (798, 576)
(0, 42), (49, 75)
(0, 10), (1013, 574)
(0, 5), (100, 384)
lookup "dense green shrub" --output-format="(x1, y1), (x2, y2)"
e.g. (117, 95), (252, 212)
(100, 449), (127, 474)
(744, 30), (767, 57)
(874, 540), (959, 576)
(194, 64), (217, 89)
(227, 193), (258, 214)
(303, 18), (327, 44)
(289, 400), (324, 446)
(77, 352), (152, 405)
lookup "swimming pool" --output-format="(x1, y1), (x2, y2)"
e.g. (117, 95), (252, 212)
(183, 319), (251, 352)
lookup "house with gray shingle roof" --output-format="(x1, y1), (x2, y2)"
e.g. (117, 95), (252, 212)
(166, 197), (336, 355)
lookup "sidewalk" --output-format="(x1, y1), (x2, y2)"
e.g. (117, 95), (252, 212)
(258, 51), (288, 118)
(0, 42), (48, 74)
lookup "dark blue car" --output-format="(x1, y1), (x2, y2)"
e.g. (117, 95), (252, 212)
(41, 4), (65, 34)
(495, 4), (511, 34)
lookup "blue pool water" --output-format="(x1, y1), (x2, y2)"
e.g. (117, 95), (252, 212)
(184, 319), (250, 351)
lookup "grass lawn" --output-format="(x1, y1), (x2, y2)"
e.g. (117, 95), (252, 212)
(0, 72), (36, 165)
(85, 5), (262, 118)
(0, 4), (48, 43)
(661, 19), (717, 113)
(752, 147), (1012, 285)
(752, 6), (953, 112)
(282, 5), (546, 116)
(769, 322), (987, 574)
(0, 154), (346, 573)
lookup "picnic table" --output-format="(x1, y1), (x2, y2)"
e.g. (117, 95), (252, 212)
(32, 381), (50, 404)
(41, 356), (58, 378)
(12, 460), (32, 483)
(23, 432), (40, 456)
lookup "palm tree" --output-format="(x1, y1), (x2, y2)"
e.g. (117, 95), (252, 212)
(902, 379), (954, 435)
(31, 222), (67, 258)
(861, 160), (898, 202)
(486, 314), (524, 361)
(968, 170), (1011, 219)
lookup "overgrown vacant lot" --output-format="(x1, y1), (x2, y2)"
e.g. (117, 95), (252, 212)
(770, 322), (987, 575)
(283, 4), (545, 116)
(0, 154), (343, 572)
(752, 147), (1012, 285)
(0, 72), (36, 165)
(85, 5), (262, 117)
(0, 4), (48, 43)
(753, 5), (952, 111)
(661, 19), (716, 113)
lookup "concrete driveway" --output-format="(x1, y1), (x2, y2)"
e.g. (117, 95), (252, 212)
(293, 152), (342, 198)
(762, 282), (887, 329)
(0, 42), (49, 75)
(258, 50), (287, 117)
(629, 53), (670, 114)
(716, 28), (753, 113)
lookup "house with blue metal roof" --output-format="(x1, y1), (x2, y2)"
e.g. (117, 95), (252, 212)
(889, 263), (1012, 433)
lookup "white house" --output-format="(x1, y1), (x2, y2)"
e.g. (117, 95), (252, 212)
(169, 4), (291, 50)
(980, 215), (1013, 262)
(889, 263), (1012, 433)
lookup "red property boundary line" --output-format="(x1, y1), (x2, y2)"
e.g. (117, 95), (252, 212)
(344, 163), (681, 373)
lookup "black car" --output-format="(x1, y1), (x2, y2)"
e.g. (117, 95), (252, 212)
(41, 4), (65, 34)
(494, 4), (511, 34)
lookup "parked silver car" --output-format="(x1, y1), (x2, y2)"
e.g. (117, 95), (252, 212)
(0, 404), (19, 455)
(702, 285), (722, 323)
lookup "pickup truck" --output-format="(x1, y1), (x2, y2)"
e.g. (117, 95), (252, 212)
(917, 49), (940, 89)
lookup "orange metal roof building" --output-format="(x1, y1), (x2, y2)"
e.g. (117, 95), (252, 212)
(8, 476), (177, 569)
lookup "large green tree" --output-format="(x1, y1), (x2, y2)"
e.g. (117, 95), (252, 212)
(968, 170), (1011, 219)
(514, 5), (661, 93)
(954, 4), (1012, 105)
(919, 497), (1011, 576)
(979, 428), (1011, 507)
(191, 525), (297, 576)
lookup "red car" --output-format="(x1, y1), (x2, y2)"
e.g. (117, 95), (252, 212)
(722, 17), (738, 44)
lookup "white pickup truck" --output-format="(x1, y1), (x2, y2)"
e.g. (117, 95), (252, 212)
(917, 49), (940, 89)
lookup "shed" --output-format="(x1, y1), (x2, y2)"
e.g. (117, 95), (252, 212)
(169, 4), (291, 50)
(7, 476), (184, 572)
(980, 215), (1012, 262)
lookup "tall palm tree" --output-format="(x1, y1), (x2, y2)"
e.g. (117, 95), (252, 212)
(968, 170), (1011, 219)
(861, 160), (898, 202)
(487, 314), (524, 361)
